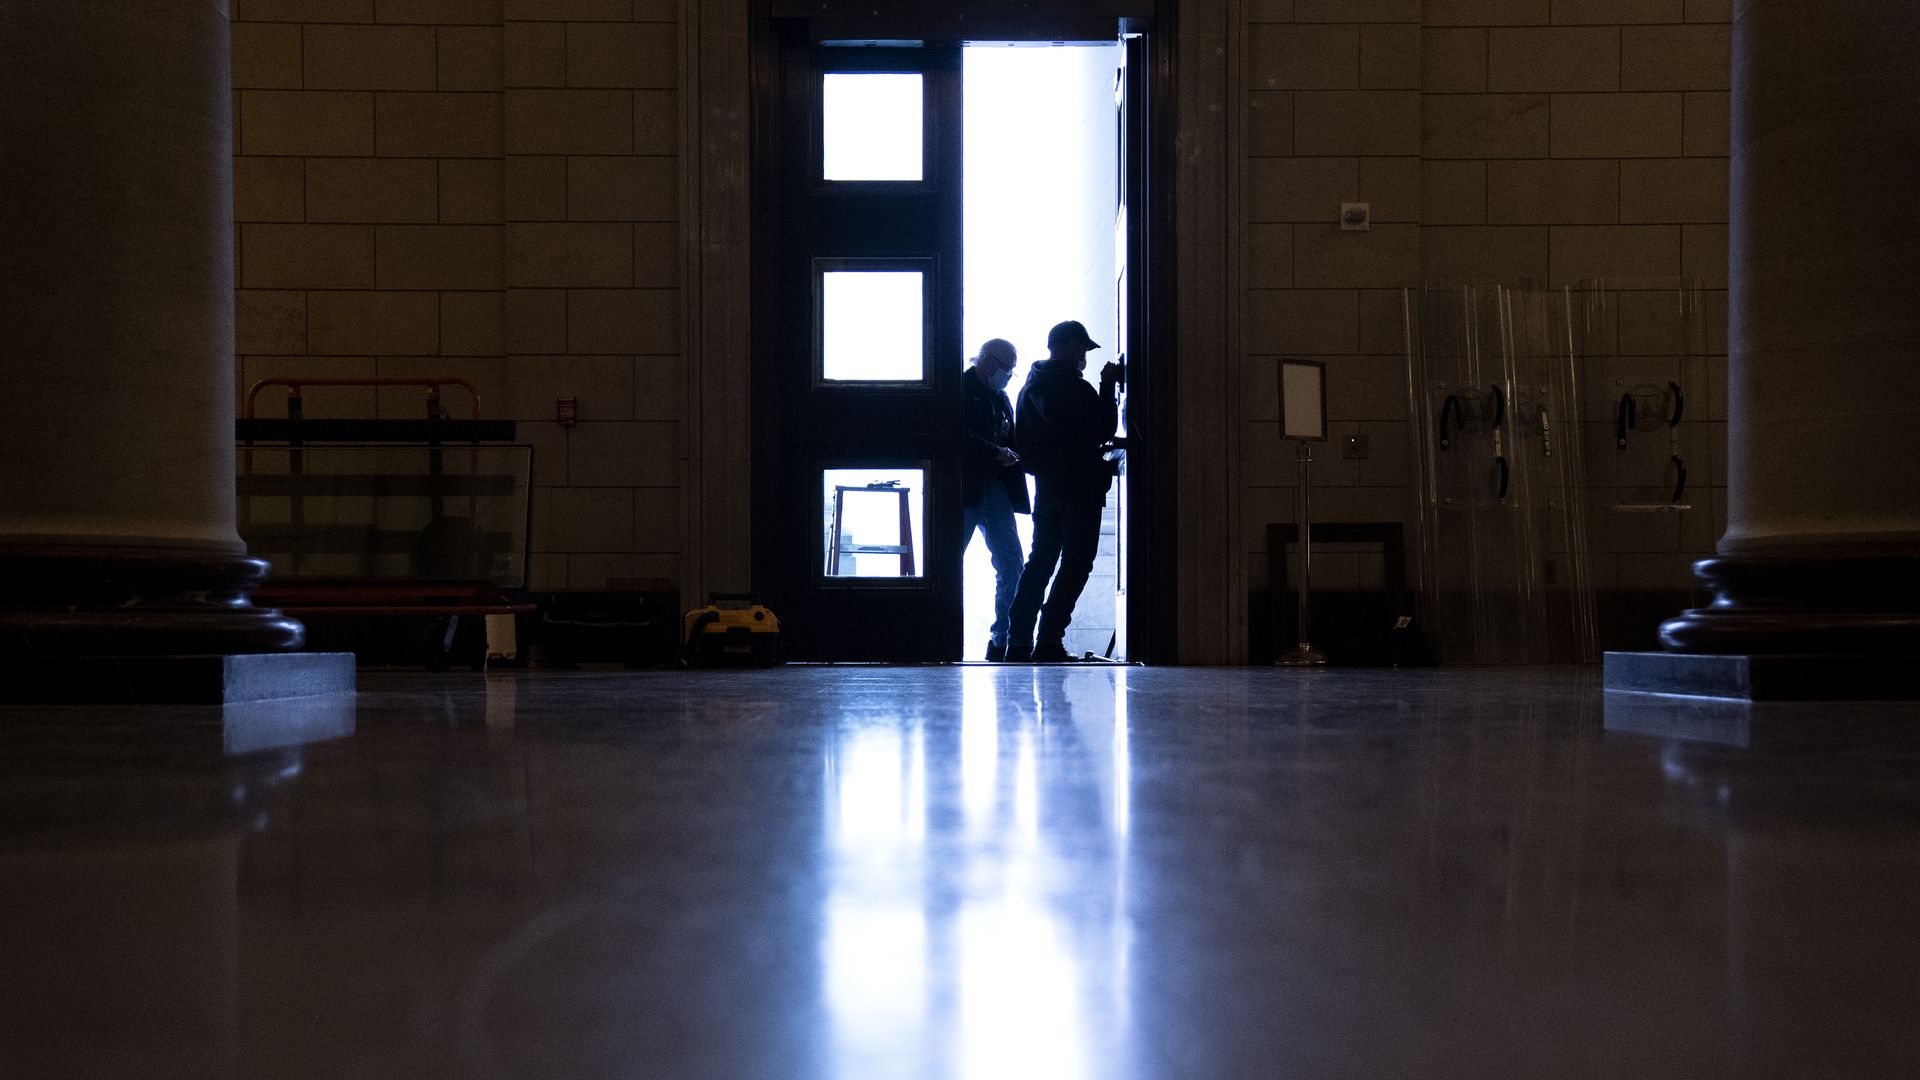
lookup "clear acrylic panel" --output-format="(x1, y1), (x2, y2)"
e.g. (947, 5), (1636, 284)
(821, 270), (925, 382)
(237, 444), (532, 587)
(1407, 285), (1598, 664)
(823, 468), (925, 578)
(822, 73), (924, 181)
(1574, 279), (1707, 513)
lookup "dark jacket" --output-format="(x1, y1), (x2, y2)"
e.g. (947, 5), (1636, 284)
(963, 371), (1032, 512)
(1014, 359), (1118, 497)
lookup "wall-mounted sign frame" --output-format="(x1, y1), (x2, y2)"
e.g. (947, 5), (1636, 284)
(1278, 357), (1327, 442)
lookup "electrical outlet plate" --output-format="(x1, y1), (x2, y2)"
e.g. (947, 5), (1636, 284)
(1340, 202), (1370, 231)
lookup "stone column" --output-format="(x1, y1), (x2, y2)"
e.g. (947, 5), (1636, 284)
(0, 1), (300, 655)
(1660, 0), (1920, 654)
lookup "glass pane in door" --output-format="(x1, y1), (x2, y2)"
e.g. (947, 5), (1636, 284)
(820, 269), (924, 382)
(823, 73), (924, 181)
(823, 468), (926, 578)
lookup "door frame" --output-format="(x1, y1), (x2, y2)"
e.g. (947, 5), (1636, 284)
(748, 2), (1179, 662)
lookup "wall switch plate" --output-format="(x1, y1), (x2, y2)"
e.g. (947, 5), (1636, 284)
(1340, 202), (1371, 231)
(557, 397), (577, 426)
(1343, 433), (1370, 460)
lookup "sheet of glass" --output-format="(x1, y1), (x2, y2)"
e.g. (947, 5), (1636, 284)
(1518, 286), (1599, 662)
(1404, 284), (1614, 663)
(823, 73), (923, 181)
(822, 270), (924, 382)
(237, 444), (531, 587)
(823, 468), (926, 578)
(1575, 279), (1708, 512)
(1409, 286), (1557, 664)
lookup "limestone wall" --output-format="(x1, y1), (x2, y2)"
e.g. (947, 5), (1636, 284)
(224, 0), (1733, 655)
(1238, 0), (1731, 612)
(230, 0), (683, 591)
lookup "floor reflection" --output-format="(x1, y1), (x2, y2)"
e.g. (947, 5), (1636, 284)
(6, 668), (1920, 1079)
(819, 668), (1127, 1080)
(0, 712), (325, 1080)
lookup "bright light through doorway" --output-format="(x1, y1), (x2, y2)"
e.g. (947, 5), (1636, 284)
(963, 43), (1121, 660)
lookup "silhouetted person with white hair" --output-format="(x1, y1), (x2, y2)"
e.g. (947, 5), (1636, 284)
(1004, 320), (1119, 662)
(963, 338), (1029, 660)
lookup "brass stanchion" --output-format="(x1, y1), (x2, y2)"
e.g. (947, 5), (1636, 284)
(1276, 358), (1330, 667)
(1276, 440), (1328, 666)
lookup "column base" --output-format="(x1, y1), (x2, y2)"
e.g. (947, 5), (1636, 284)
(1602, 690), (1920, 749)
(0, 652), (355, 705)
(1659, 552), (1920, 654)
(1604, 650), (1920, 701)
(0, 547), (305, 655)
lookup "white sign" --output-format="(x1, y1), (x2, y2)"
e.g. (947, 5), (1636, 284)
(1279, 359), (1327, 441)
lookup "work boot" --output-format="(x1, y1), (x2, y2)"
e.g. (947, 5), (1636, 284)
(985, 641), (1006, 662)
(1031, 641), (1072, 663)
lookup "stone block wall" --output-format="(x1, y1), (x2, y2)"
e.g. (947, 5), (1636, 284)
(225, 0), (1734, 655)
(1241, 1), (1426, 596)
(1240, 0), (1731, 605)
(230, 0), (682, 592)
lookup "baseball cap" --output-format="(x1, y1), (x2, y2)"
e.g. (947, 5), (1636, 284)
(1046, 319), (1100, 352)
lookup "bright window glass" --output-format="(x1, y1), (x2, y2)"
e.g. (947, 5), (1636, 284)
(821, 270), (924, 382)
(824, 468), (925, 578)
(823, 73), (924, 181)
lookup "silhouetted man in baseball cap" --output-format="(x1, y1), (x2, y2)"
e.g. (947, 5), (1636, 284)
(1003, 320), (1121, 662)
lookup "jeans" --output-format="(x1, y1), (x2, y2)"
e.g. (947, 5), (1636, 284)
(962, 478), (1025, 646)
(1005, 474), (1104, 650)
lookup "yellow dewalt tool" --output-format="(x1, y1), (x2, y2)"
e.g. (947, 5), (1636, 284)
(681, 594), (783, 667)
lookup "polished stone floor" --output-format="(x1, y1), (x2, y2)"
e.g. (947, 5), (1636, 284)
(3, 666), (1919, 1079)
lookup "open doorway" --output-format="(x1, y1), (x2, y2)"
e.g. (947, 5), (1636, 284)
(750, 24), (1166, 663)
(962, 42), (1124, 661)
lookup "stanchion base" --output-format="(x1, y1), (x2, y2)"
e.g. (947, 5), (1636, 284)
(1275, 645), (1329, 667)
